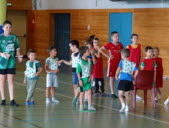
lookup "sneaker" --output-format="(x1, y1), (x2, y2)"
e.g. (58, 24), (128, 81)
(10, 100), (19, 107)
(29, 101), (35, 105)
(110, 94), (118, 98)
(125, 106), (129, 112)
(136, 95), (142, 100)
(0, 100), (6, 106)
(94, 92), (100, 97)
(88, 105), (96, 111)
(164, 99), (169, 105)
(25, 101), (30, 106)
(101, 93), (109, 97)
(72, 97), (78, 105)
(52, 99), (60, 103)
(46, 99), (51, 104)
(158, 95), (162, 100)
(76, 98), (79, 105)
(120, 106), (125, 112)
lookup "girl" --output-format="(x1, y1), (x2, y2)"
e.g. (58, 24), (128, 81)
(153, 47), (163, 100)
(127, 34), (142, 100)
(0, 20), (22, 106)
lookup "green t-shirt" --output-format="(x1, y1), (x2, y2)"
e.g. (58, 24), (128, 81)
(25, 60), (42, 80)
(76, 58), (92, 91)
(0, 34), (20, 69)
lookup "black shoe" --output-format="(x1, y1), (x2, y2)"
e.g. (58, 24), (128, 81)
(101, 93), (109, 97)
(10, 100), (19, 107)
(0, 100), (6, 105)
(110, 94), (118, 98)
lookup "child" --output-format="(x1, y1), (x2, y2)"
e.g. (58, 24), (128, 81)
(62, 40), (80, 105)
(140, 46), (157, 101)
(115, 48), (138, 112)
(0, 20), (22, 106)
(45, 46), (61, 104)
(77, 46), (96, 111)
(99, 31), (123, 98)
(24, 49), (43, 105)
(127, 34), (142, 100)
(153, 47), (163, 100)
(92, 37), (107, 96)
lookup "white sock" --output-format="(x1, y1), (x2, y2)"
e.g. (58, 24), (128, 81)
(46, 98), (50, 101)
(122, 103), (125, 108)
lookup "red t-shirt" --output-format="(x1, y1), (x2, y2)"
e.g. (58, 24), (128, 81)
(104, 42), (123, 64)
(141, 58), (157, 70)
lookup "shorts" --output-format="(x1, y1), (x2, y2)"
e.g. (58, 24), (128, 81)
(118, 80), (134, 91)
(107, 62), (118, 77)
(72, 72), (78, 85)
(46, 74), (58, 87)
(0, 68), (16, 75)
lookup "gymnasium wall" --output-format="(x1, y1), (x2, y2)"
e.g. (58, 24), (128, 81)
(26, 8), (169, 76)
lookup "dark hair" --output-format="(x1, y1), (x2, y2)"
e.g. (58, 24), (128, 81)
(70, 40), (79, 48)
(79, 46), (88, 56)
(84, 39), (93, 46)
(153, 47), (159, 51)
(47, 46), (56, 53)
(131, 33), (138, 39)
(88, 35), (95, 41)
(111, 31), (118, 36)
(93, 37), (99, 41)
(3, 20), (12, 26)
(145, 46), (153, 52)
(121, 48), (130, 58)
(27, 49), (36, 55)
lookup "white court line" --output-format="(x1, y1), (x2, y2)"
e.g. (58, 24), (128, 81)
(16, 72), (166, 107)
(14, 81), (169, 125)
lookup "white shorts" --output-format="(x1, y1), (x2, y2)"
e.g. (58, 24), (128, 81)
(46, 74), (58, 87)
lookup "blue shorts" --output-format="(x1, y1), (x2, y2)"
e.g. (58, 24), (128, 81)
(72, 72), (78, 85)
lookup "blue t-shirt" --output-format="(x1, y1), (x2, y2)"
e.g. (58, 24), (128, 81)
(118, 59), (138, 81)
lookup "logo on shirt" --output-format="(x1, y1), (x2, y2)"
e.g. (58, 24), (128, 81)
(2, 40), (5, 43)
(6, 44), (14, 52)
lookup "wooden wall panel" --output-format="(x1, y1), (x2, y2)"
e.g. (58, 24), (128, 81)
(7, 0), (32, 10)
(27, 8), (169, 76)
(133, 8), (169, 76)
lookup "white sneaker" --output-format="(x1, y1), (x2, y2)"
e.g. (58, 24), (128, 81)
(88, 105), (96, 111)
(164, 99), (169, 105)
(136, 95), (142, 100)
(46, 99), (51, 104)
(125, 106), (129, 112)
(120, 106), (125, 112)
(52, 99), (60, 103)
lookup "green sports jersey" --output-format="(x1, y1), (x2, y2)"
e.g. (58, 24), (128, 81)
(76, 58), (92, 91)
(0, 34), (20, 69)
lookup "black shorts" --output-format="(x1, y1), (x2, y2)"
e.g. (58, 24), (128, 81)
(0, 68), (16, 75)
(118, 80), (134, 91)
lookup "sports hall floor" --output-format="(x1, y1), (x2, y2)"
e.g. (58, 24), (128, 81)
(0, 58), (169, 128)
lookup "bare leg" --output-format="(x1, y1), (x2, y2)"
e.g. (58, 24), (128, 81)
(74, 85), (79, 97)
(119, 91), (125, 104)
(110, 77), (115, 94)
(79, 92), (85, 105)
(125, 91), (130, 106)
(51, 87), (55, 97)
(7, 74), (14, 100)
(0, 75), (7, 100)
(87, 89), (92, 105)
(46, 87), (51, 98)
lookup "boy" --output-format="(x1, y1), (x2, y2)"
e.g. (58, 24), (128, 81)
(99, 31), (123, 98)
(115, 48), (138, 112)
(92, 37), (107, 96)
(62, 40), (80, 105)
(0, 20), (23, 106)
(77, 46), (96, 111)
(45, 46), (61, 104)
(24, 49), (43, 105)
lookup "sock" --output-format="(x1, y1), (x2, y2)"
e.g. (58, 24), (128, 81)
(121, 103), (125, 108)
(125, 106), (129, 109)
(46, 98), (50, 101)
(74, 96), (77, 98)
(84, 99), (88, 102)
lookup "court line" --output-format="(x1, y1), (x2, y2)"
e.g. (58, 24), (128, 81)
(16, 72), (167, 107)
(14, 81), (169, 125)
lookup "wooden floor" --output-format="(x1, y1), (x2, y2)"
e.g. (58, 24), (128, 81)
(0, 59), (169, 128)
